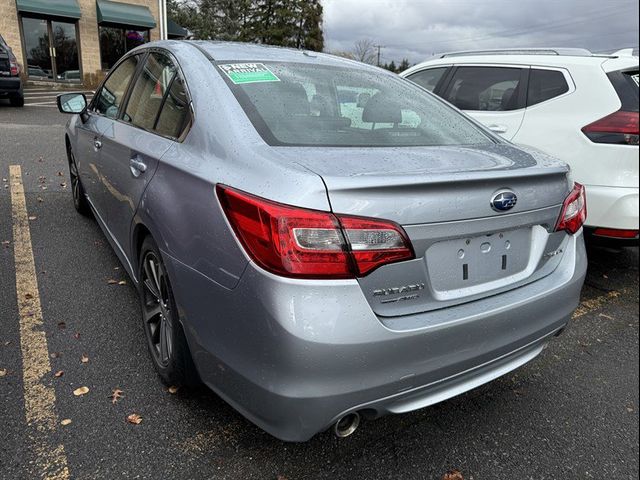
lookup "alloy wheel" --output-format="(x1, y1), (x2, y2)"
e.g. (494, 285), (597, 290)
(141, 251), (173, 367)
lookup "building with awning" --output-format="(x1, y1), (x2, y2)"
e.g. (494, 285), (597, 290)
(0, 0), (181, 86)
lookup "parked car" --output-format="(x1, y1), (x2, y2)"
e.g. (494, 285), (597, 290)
(402, 48), (639, 245)
(57, 41), (587, 442)
(0, 34), (24, 107)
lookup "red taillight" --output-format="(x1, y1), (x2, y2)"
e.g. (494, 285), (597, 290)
(593, 228), (639, 239)
(9, 54), (19, 76)
(555, 183), (587, 235)
(582, 110), (639, 145)
(216, 185), (414, 279)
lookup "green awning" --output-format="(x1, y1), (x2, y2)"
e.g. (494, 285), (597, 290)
(167, 18), (188, 38)
(15, 0), (81, 19)
(96, 0), (156, 28)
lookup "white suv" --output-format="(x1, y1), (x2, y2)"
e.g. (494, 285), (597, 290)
(401, 48), (639, 245)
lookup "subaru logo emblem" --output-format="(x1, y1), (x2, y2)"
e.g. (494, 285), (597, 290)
(491, 190), (518, 212)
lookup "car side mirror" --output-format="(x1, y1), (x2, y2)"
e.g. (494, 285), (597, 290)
(57, 93), (87, 115)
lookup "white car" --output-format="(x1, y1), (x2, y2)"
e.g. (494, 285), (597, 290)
(402, 48), (639, 245)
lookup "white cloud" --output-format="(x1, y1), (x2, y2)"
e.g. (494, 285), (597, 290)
(322, 0), (639, 65)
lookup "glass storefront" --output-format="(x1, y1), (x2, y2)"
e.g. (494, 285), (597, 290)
(99, 26), (149, 70)
(21, 16), (80, 82)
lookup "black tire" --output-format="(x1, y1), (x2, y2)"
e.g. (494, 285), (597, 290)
(138, 235), (197, 386)
(10, 95), (24, 107)
(67, 146), (92, 216)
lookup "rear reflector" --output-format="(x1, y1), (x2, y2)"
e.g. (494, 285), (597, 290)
(216, 185), (414, 279)
(593, 228), (639, 239)
(582, 110), (639, 145)
(555, 183), (587, 235)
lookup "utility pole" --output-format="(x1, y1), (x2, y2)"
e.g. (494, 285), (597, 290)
(373, 44), (385, 66)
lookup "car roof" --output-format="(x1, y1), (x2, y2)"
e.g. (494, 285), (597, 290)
(158, 40), (381, 71)
(403, 49), (639, 75)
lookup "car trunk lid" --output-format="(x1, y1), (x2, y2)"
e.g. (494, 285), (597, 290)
(276, 143), (572, 316)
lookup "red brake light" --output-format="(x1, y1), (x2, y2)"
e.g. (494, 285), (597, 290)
(582, 110), (639, 145)
(555, 183), (587, 235)
(216, 185), (414, 279)
(9, 54), (19, 76)
(593, 228), (639, 239)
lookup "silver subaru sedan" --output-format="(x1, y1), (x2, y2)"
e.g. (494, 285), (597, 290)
(57, 40), (587, 442)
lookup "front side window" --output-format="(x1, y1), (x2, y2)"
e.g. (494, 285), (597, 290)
(406, 67), (448, 92)
(218, 62), (493, 147)
(99, 26), (149, 70)
(444, 67), (525, 111)
(527, 69), (569, 106)
(124, 52), (177, 130)
(94, 55), (140, 118)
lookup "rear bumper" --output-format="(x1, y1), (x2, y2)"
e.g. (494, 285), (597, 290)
(584, 184), (639, 231)
(166, 231), (587, 442)
(0, 76), (23, 96)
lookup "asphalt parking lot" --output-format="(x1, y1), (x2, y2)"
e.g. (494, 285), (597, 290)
(0, 101), (638, 480)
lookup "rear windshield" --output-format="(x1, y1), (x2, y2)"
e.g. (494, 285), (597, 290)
(607, 68), (639, 112)
(217, 61), (494, 147)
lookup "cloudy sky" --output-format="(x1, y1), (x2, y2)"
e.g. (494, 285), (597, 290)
(322, 0), (639, 65)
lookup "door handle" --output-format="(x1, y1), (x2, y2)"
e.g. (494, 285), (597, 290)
(93, 139), (102, 150)
(129, 157), (147, 178)
(488, 124), (508, 134)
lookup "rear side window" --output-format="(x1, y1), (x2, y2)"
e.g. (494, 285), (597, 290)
(124, 52), (177, 130)
(95, 55), (140, 119)
(406, 67), (448, 92)
(155, 75), (191, 138)
(607, 69), (639, 112)
(527, 69), (569, 106)
(443, 67), (525, 111)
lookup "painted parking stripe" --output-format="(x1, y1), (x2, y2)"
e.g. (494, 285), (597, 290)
(9, 165), (70, 480)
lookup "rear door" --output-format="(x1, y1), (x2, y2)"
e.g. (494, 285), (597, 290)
(98, 50), (188, 262)
(440, 65), (528, 140)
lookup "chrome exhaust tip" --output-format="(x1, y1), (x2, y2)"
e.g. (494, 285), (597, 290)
(333, 412), (360, 438)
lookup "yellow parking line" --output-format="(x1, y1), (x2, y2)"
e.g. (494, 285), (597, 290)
(9, 165), (70, 480)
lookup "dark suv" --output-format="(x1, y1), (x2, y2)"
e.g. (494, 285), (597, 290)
(0, 34), (24, 107)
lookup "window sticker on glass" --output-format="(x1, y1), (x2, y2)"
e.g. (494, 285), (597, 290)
(218, 63), (280, 84)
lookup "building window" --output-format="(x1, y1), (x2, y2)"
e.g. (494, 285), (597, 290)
(99, 26), (149, 70)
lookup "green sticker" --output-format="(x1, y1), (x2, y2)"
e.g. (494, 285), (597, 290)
(219, 63), (280, 84)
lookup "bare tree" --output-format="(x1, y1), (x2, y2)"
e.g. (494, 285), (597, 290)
(352, 39), (377, 65)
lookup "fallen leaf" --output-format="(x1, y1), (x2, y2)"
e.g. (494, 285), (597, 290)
(60, 182), (67, 188)
(168, 385), (179, 394)
(57, 321), (66, 329)
(37, 197), (43, 203)
(60, 419), (72, 426)
(442, 470), (464, 480)
(54, 370), (64, 378)
(111, 388), (124, 404)
(107, 279), (118, 285)
(50, 352), (61, 359)
(1, 240), (10, 248)
(28, 216), (37, 221)
(73, 386), (89, 396)
(24, 293), (34, 300)
(114, 266), (120, 270)
(81, 354), (89, 364)
(126, 413), (142, 425)
(118, 280), (127, 286)
(73, 332), (80, 340)
(0, 369), (7, 377)
(57, 171), (63, 176)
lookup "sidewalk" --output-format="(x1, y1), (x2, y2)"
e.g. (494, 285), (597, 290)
(23, 85), (94, 108)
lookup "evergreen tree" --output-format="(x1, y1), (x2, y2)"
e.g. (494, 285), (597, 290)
(397, 58), (410, 72)
(168, 0), (324, 51)
(387, 60), (397, 72)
